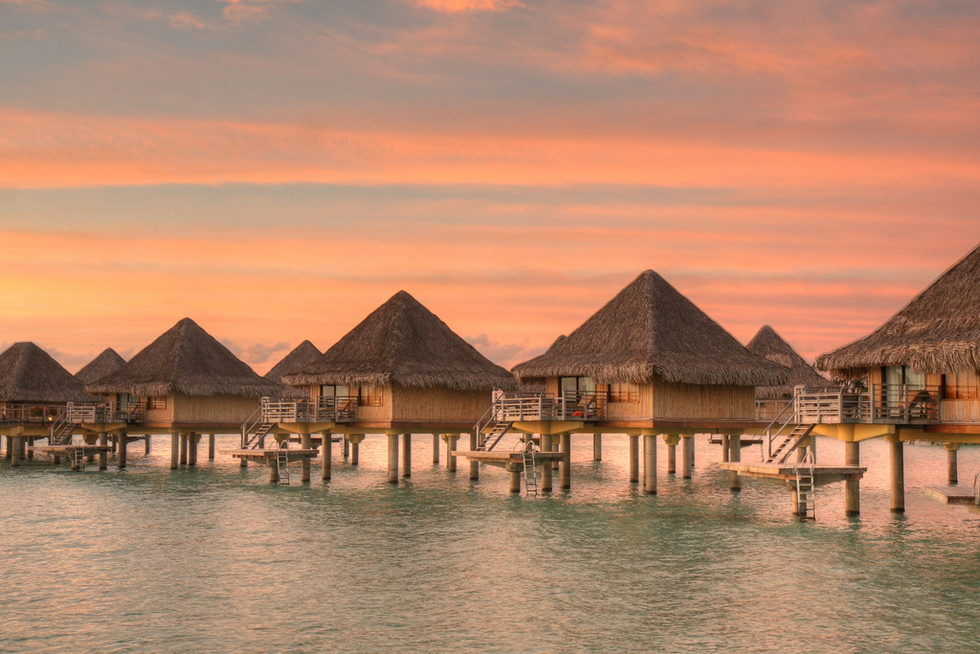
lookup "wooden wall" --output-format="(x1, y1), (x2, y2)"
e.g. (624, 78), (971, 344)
(172, 394), (261, 424)
(391, 385), (490, 423)
(606, 383), (654, 419)
(653, 380), (756, 420)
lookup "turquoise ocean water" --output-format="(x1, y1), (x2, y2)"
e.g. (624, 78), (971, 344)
(2, 434), (979, 653)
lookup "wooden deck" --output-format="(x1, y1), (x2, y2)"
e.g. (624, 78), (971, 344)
(31, 444), (115, 456)
(719, 462), (865, 482)
(220, 448), (319, 463)
(924, 485), (977, 505)
(452, 450), (566, 467)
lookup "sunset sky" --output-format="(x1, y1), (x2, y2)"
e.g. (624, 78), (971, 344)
(2, 0), (980, 373)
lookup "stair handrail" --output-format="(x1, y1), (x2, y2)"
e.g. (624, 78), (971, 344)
(763, 398), (795, 461)
(241, 398), (268, 448)
(474, 391), (505, 449)
(49, 405), (74, 446)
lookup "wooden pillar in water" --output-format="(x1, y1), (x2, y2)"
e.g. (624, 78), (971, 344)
(559, 433), (571, 490)
(844, 440), (860, 516)
(540, 433), (553, 492)
(117, 433), (128, 469)
(432, 433), (440, 465)
(729, 433), (741, 492)
(643, 434), (657, 495)
(10, 436), (21, 466)
(681, 435), (693, 479)
(593, 433), (602, 461)
(348, 434), (363, 466)
(145, 435), (152, 455)
(301, 433), (312, 483)
(343, 435), (350, 459)
(665, 434), (677, 475)
(469, 433), (479, 481)
(721, 434), (730, 463)
(208, 434), (215, 461)
(187, 433), (198, 467)
(445, 434), (459, 472)
(3, 436), (9, 460)
(508, 463), (521, 494)
(401, 433), (412, 479)
(179, 433), (188, 465)
(945, 443), (960, 485)
(890, 438), (905, 513)
(170, 433), (179, 470)
(321, 432), (332, 482)
(629, 435), (639, 483)
(27, 437), (34, 460)
(387, 434), (399, 484)
(99, 433), (108, 470)
(269, 460), (280, 484)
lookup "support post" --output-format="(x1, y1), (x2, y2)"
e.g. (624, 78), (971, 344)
(844, 440), (860, 516)
(269, 461), (279, 484)
(208, 434), (215, 461)
(387, 434), (399, 484)
(146, 435), (152, 455)
(179, 433), (188, 465)
(945, 443), (960, 485)
(301, 433), (312, 483)
(170, 433), (179, 470)
(508, 463), (521, 494)
(321, 433), (332, 481)
(729, 433), (741, 492)
(721, 434), (730, 463)
(117, 433), (128, 469)
(469, 433), (479, 481)
(10, 436), (21, 466)
(890, 439), (905, 513)
(446, 434), (458, 472)
(681, 435), (693, 479)
(402, 433), (412, 478)
(593, 433), (602, 461)
(559, 433), (571, 490)
(643, 434), (657, 495)
(666, 436), (677, 475)
(347, 434), (364, 466)
(540, 433), (553, 492)
(343, 436), (350, 459)
(432, 433), (440, 465)
(187, 433), (198, 467)
(629, 435), (639, 484)
(99, 433), (108, 470)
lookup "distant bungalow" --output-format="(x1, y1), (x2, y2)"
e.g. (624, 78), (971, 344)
(264, 340), (321, 399)
(0, 342), (95, 465)
(508, 270), (788, 493)
(277, 290), (518, 483)
(75, 348), (127, 386)
(813, 242), (980, 511)
(87, 317), (282, 469)
(746, 325), (836, 420)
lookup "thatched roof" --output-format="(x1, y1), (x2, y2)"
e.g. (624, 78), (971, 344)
(817, 243), (980, 375)
(86, 318), (283, 398)
(747, 325), (836, 399)
(284, 291), (518, 391)
(0, 342), (96, 403)
(264, 340), (321, 398)
(512, 270), (789, 387)
(75, 348), (126, 385)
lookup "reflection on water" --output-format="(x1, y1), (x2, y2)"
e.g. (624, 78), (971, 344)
(1, 435), (979, 652)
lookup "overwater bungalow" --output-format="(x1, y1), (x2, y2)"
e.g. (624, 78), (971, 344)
(505, 270), (789, 494)
(87, 317), (283, 469)
(811, 242), (980, 512)
(75, 348), (127, 386)
(263, 340), (321, 399)
(270, 290), (518, 484)
(746, 325), (837, 421)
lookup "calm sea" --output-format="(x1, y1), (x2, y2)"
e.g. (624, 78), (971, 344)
(2, 434), (979, 653)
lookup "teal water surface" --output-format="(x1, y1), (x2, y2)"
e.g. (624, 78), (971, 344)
(2, 435), (979, 653)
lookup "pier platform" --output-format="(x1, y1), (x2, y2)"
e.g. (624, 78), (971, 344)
(924, 485), (977, 505)
(452, 450), (566, 469)
(220, 448), (319, 463)
(31, 444), (114, 457)
(719, 462), (865, 483)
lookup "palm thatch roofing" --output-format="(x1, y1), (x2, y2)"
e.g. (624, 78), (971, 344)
(0, 342), (96, 403)
(747, 325), (836, 399)
(75, 348), (126, 385)
(86, 318), (284, 398)
(284, 291), (518, 391)
(264, 340), (321, 398)
(816, 243), (980, 376)
(512, 270), (789, 387)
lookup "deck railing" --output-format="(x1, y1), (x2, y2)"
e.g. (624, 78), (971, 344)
(259, 396), (357, 424)
(491, 391), (607, 422)
(793, 384), (939, 424)
(0, 401), (143, 425)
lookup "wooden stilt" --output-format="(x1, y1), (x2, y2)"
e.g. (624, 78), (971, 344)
(945, 443), (960, 485)
(170, 433), (179, 470)
(508, 463), (522, 494)
(469, 433), (479, 481)
(145, 435), (152, 455)
(593, 433), (602, 461)
(432, 433), (440, 465)
(349, 434), (362, 466)
(401, 433), (412, 478)
(99, 433), (108, 470)
(187, 433), (198, 467)
(301, 433), (312, 483)
(117, 433), (128, 469)
(890, 439), (905, 513)
(208, 434), (215, 461)
(11, 436), (21, 466)
(540, 433), (553, 492)
(388, 434), (399, 484)
(179, 433), (188, 465)
(721, 434), (730, 463)
(643, 434), (657, 495)
(3, 436), (9, 460)
(321, 432), (332, 482)
(844, 441), (860, 516)
(559, 433), (571, 490)
(629, 435), (639, 483)
(666, 437), (677, 475)
(269, 461), (280, 484)
(729, 434), (741, 492)
(681, 435), (693, 479)
(343, 435), (350, 459)
(27, 437), (34, 460)
(447, 434), (458, 472)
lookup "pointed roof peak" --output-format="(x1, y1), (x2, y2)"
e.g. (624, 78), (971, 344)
(747, 325), (835, 398)
(265, 340), (322, 397)
(0, 342), (95, 403)
(75, 348), (127, 385)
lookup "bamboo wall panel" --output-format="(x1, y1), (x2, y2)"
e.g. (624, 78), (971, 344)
(653, 381), (755, 420)
(145, 398), (174, 423)
(606, 383), (654, 419)
(391, 385), (490, 423)
(172, 394), (260, 424)
(940, 400), (980, 424)
(356, 385), (393, 422)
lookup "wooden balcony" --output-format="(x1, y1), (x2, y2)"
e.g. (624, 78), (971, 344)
(493, 391), (607, 422)
(793, 384), (941, 425)
(259, 396), (357, 424)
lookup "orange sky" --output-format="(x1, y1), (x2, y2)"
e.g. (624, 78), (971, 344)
(2, 0), (980, 373)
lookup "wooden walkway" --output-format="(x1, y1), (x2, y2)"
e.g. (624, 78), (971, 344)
(924, 485), (977, 505)
(719, 462), (865, 482)
(220, 448), (319, 463)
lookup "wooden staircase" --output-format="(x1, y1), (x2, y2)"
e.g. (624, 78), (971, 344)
(766, 424), (815, 464)
(49, 416), (77, 446)
(474, 396), (513, 451)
